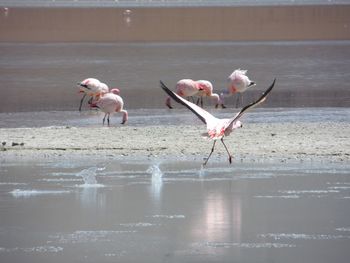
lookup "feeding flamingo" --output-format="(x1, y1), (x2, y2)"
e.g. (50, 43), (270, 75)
(224, 69), (256, 108)
(165, 79), (221, 109)
(95, 89), (128, 125)
(160, 78), (275, 165)
(195, 80), (224, 108)
(77, 78), (109, 111)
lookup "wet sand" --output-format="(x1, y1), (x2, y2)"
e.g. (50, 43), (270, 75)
(1, 5), (350, 42)
(1, 118), (349, 164)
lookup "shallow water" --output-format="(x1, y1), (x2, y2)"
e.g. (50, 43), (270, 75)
(0, 158), (350, 263)
(0, 107), (349, 128)
(0, 41), (349, 112)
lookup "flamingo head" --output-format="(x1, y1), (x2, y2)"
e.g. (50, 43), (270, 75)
(233, 120), (243, 129)
(77, 78), (101, 94)
(165, 97), (173, 109)
(110, 88), (120, 95)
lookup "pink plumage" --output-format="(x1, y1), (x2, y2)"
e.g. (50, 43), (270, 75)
(96, 92), (128, 125)
(160, 78), (275, 165)
(165, 79), (221, 109)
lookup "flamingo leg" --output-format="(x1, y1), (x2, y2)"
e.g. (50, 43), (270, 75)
(102, 113), (107, 125)
(107, 113), (110, 126)
(221, 138), (232, 164)
(195, 97), (203, 107)
(203, 140), (217, 166)
(79, 93), (87, 111)
(234, 94), (240, 108)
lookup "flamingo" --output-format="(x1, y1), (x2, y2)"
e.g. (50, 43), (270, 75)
(165, 79), (221, 109)
(225, 69), (256, 108)
(160, 78), (276, 165)
(77, 78), (109, 111)
(195, 80), (223, 108)
(95, 89), (128, 125)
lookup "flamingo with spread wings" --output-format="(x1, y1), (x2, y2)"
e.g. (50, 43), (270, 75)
(160, 78), (276, 165)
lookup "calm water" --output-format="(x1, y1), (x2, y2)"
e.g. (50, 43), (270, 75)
(0, 41), (349, 112)
(0, 158), (350, 263)
(0, 107), (350, 128)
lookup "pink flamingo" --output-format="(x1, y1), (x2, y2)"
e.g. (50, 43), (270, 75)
(165, 79), (221, 109)
(77, 78), (109, 111)
(95, 89), (128, 125)
(226, 69), (256, 108)
(160, 78), (275, 165)
(195, 80), (223, 108)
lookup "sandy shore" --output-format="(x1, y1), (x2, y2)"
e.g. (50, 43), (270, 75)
(1, 122), (349, 163)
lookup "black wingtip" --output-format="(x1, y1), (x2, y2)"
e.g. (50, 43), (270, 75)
(159, 80), (207, 124)
(160, 80), (182, 105)
(263, 78), (276, 96)
(160, 80), (171, 95)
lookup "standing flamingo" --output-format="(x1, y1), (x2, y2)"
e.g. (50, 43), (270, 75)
(195, 80), (223, 108)
(96, 89), (128, 125)
(225, 69), (256, 108)
(77, 78), (109, 111)
(160, 78), (275, 165)
(165, 79), (221, 109)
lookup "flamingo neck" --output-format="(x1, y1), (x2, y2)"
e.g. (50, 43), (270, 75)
(230, 85), (238, 94)
(211, 93), (220, 104)
(122, 110), (128, 124)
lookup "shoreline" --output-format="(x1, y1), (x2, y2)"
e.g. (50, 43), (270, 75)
(1, 122), (349, 164)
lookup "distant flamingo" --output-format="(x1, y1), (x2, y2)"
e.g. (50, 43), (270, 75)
(96, 89), (128, 125)
(195, 80), (223, 108)
(160, 78), (275, 165)
(77, 78), (109, 111)
(165, 79), (221, 109)
(225, 69), (256, 108)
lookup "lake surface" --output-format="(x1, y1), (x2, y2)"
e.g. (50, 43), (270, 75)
(0, 158), (350, 263)
(0, 41), (349, 112)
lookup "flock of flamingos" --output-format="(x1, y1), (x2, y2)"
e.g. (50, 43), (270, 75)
(77, 69), (276, 164)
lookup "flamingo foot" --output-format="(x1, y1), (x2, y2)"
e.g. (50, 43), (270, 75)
(228, 155), (232, 164)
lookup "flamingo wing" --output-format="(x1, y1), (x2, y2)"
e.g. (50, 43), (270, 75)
(227, 78), (276, 126)
(160, 80), (215, 125)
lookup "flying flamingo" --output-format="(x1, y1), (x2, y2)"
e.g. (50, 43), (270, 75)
(95, 89), (128, 125)
(165, 79), (221, 109)
(225, 69), (256, 108)
(77, 78), (109, 111)
(160, 78), (276, 165)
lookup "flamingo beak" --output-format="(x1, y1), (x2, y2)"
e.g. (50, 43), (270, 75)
(249, 81), (256, 87)
(77, 83), (91, 94)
